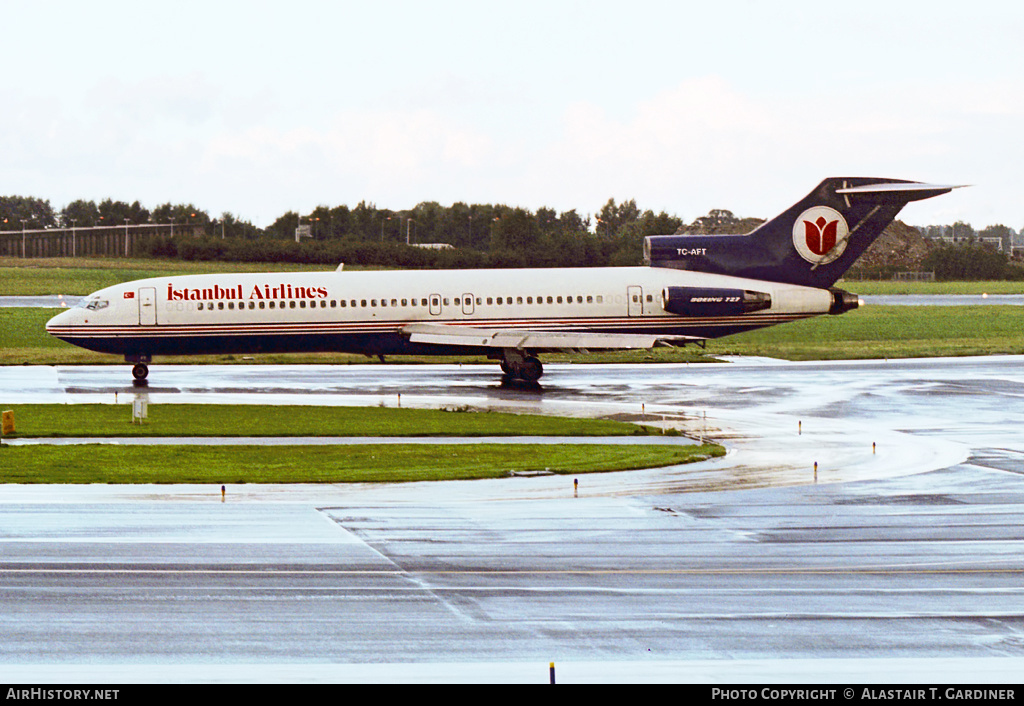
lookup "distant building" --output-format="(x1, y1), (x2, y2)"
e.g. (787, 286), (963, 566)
(922, 224), (1015, 254)
(412, 243), (453, 250)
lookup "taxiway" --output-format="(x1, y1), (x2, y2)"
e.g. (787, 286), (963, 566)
(2, 358), (1024, 682)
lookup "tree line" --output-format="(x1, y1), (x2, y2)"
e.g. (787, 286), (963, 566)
(1, 194), (1020, 278)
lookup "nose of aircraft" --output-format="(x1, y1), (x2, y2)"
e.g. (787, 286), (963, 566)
(46, 307), (76, 334)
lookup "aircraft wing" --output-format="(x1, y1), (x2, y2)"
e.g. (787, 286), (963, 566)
(401, 323), (702, 351)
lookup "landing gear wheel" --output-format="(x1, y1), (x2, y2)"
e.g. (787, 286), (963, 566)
(132, 363), (149, 382)
(520, 356), (543, 382)
(499, 355), (543, 382)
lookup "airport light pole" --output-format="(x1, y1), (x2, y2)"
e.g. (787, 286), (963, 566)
(124, 218), (130, 257)
(406, 218), (416, 245)
(71, 219), (77, 257)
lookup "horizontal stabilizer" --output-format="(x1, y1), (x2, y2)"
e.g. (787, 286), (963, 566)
(835, 182), (966, 201)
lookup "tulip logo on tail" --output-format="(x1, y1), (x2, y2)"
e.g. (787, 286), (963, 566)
(793, 206), (849, 265)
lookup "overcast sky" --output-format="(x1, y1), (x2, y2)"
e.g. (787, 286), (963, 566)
(3, 0), (1021, 228)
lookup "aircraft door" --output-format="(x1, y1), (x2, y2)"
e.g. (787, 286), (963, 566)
(139, 287), (157, 325)
(627, 286), (643, 317)
(429, 294), (442, 316)
(462, 293), (474, 316)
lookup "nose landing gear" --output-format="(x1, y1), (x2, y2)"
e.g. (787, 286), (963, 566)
(126, 355), (152, 385)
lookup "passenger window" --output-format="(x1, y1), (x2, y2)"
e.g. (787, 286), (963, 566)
(218, 302), (224, 310)
(586, 296), (593, 303)
(597, 296), (603, 303)
(487, 297), (493, 305)
(269, 301), (275, 309)
(527, 297), (533, 304)
(290, 301), (296, 308)
(371, 300), (377, 307)
(421, 298), (428, 306)
(259, 302), (265, 309)
(401, 299), (407, 306)
(361, 300), (367, 307)
(546, 296), (553, 304)
(381, 299), (387, 307)
(300, 301), (306, 308)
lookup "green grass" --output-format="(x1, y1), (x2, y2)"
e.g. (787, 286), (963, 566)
(0, 258), (336, 296)
(7, 257), (1024, 297)
(0, 404), (657, 438)
(0, 443), (724, 483)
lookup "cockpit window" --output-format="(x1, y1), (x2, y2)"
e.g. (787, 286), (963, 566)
(75, 297), (109, 311)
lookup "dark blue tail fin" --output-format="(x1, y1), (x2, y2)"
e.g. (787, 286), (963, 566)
(644, 178), (960, 288)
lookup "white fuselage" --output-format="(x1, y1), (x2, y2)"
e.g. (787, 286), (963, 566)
(46, 266), (834, 358)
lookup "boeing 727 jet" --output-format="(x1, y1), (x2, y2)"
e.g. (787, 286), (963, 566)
(47, 178), (958, 383)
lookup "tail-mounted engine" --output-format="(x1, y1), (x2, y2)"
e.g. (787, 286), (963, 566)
(662, 287), (772, 317)
(828, 288), (860, 315)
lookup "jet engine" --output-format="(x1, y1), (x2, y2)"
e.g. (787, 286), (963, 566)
(662, 287), (772, 317)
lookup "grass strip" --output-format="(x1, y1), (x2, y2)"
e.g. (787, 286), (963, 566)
(0, 404), (657, 439)
(0, 443), (724, 484)
(0, 259), (336, 296)
(4, 259), (1024, 297)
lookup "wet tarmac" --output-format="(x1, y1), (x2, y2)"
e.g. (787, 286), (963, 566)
(3, 358), (1024, 682)
(860, 294), (1024, 306)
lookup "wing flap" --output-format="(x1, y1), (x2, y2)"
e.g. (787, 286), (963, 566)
(401, 323), (699, 351)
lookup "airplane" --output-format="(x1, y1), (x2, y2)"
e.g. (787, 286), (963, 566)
(47, 177), (959, 384)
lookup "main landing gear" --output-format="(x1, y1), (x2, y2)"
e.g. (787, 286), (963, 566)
(498, 351), (543, 383)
